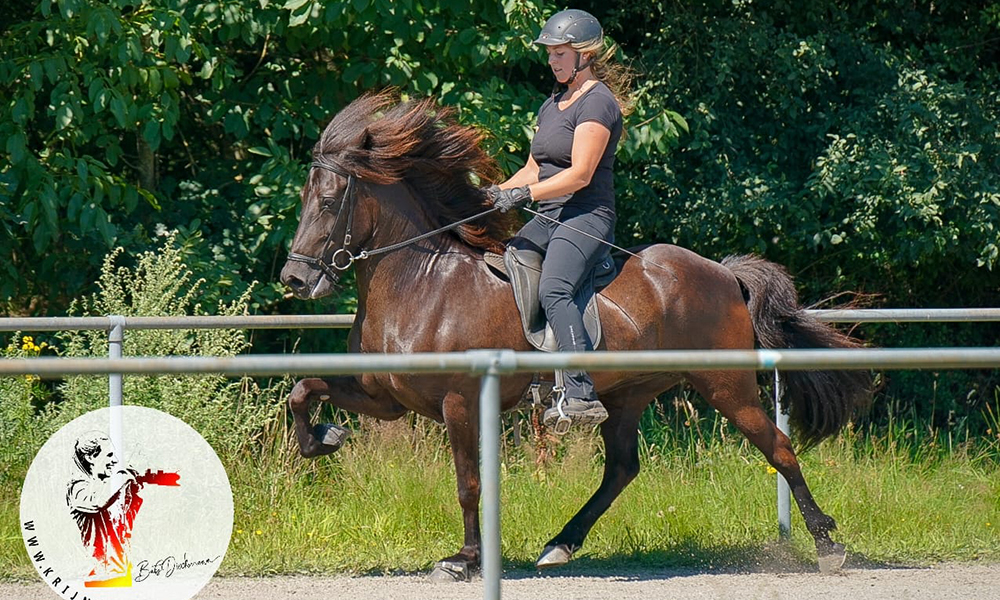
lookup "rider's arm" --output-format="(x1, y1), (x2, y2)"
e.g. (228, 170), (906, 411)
(499, 155), (541, 189)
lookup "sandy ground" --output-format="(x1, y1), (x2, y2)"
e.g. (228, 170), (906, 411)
(3, 563), (999, 600)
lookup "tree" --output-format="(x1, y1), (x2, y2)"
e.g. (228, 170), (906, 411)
(1, 0), (565, 313)
(605, 0), (1000, 428)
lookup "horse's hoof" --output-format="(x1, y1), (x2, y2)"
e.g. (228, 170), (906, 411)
(817, 542), (846, 574)
(535, 544), (574, 569)
(313, 423), (351, 453)
(428, 559), (471, 582)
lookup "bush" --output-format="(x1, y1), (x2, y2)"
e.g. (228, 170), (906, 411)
(0, 235), (287, 476)
(0, 336), (53, 487)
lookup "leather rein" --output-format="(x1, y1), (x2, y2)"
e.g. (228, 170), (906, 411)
(285, 159), (500, 282)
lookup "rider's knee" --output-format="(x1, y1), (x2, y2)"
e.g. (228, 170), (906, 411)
(538, 276), (574, 307)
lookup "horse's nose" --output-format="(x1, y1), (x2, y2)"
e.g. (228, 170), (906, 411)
(280, 265), (309, 298)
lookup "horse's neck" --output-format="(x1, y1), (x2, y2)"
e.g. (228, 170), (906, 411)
(355, 182), (471, 302)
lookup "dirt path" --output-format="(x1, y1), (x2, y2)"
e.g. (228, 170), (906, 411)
(3, 563), (998, 600)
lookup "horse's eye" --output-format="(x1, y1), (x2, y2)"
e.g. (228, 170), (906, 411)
(320, 196), (338, 212)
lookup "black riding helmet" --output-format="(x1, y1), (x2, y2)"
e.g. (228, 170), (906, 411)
(534, 9), (602, 46)
(534, 9), (603, 87)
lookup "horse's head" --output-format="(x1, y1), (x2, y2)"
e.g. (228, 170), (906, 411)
(280, 148), (376, 300)
(280, 91), (514, 300)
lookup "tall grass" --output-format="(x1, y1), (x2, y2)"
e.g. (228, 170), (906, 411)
(215, 397), (1000, 577)
(4, 395), (999, 581)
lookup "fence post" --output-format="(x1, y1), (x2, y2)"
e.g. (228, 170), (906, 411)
(474, 349), (516, 600)
(479, 365), (500, 600)
(775, 369), (791, 539)
(108, 316), (126, 456)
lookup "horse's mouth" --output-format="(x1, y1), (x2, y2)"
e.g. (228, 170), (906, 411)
(280, 263), (337, 300)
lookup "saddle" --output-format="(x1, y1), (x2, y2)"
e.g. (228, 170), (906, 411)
(484, 246), (617, 353)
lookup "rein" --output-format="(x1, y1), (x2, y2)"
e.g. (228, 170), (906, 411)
(521, 206), (675, 275)
(287, 159), (500, 279)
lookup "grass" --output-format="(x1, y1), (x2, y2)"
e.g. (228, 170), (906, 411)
(2, 409), (999, 582)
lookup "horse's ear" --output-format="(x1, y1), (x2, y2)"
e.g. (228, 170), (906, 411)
(352, 126), (371, 150)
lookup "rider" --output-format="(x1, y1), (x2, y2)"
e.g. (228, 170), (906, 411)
(487, 9), (633, 431)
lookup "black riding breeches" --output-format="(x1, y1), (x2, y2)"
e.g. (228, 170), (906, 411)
(510, 203), (615, 401)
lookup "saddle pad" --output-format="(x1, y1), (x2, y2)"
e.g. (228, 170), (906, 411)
(502, 246), (603, 353)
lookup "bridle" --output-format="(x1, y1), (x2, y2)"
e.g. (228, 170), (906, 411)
(285, 158), (500, 284)
(285, 159), (362, 283)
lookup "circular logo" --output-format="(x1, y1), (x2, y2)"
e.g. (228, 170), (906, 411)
(20, 406), (233, 600)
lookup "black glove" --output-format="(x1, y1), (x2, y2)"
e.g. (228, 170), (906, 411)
(481, 184), (501, 201)
(489, 185), (533, 213)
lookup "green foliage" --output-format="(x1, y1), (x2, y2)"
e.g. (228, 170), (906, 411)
(0, 0), (556, 313)
(0, 335), (54, 487)
(607, 1), (1000, 303)
(604, 0), (1000, 425)
(54, 236), (285, 455)
(0, 237), (286, 488)
(3, 0), (999, 427)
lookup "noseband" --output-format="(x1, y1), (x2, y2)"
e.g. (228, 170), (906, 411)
(285, 159), (364, 282)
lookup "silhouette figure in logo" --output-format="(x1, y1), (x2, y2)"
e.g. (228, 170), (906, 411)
(66, 433), (179, 587)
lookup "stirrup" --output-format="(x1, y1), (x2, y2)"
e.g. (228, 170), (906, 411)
(550, 370), (571, 435)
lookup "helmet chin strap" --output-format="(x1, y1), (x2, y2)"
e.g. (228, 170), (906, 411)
(553, 50), (594, 94)
(566, 50), (594, 85)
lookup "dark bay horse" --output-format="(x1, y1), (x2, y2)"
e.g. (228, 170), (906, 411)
(279, 91), (871, 579)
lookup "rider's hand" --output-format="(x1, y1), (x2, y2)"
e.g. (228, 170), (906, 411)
(489, 185), (533, 213)
(481, 184), (500, 203)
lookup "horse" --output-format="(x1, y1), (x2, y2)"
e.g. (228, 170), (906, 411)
(279, 91), (872, 580)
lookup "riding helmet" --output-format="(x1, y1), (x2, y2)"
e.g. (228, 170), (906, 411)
(534, 9), (603, 46)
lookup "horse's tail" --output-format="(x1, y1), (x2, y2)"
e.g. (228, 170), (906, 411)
(721, 254), (872, 450)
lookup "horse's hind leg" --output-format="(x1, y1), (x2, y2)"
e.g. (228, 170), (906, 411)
(688, 370), (846, 572)
(287, 377), (406, 458)
(537, 393), (648, 568)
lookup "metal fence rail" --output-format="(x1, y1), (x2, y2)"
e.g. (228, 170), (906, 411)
(2, 311), (999, 600)
(0, 314), (357, 331)
(3, 347), (1000, 376)
(3, 308), (1000, 333)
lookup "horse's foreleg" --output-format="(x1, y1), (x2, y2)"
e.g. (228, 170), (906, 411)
(689, 371), (845, 573)
(537, 396), (647, 569)
(287, 377), (406, 458)
(429, 391), (481, 582)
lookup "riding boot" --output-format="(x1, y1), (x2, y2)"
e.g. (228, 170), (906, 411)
(542, 394), (608, 434)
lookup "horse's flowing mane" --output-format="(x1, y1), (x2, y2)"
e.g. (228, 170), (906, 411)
(315, 91), (518, 254)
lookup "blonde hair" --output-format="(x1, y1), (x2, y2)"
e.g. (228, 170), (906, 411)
(572, 37), (636, 119)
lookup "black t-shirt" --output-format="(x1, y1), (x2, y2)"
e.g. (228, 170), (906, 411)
(530, 81), (623, 211)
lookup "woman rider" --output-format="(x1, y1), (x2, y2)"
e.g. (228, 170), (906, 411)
(487, 9), (633, 432)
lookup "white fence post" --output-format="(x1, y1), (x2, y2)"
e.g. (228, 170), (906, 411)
(474, 349), (515, 600)
(108, 315), (126, 457)
(479, 357), (502, 600)
(775, 369), (791, 538)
